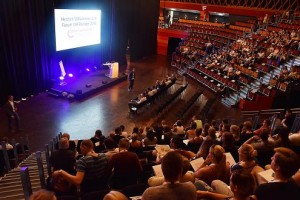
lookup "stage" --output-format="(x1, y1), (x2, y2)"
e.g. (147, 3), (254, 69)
(47, 68), (127, 100)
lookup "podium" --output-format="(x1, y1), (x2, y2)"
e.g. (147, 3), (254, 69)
(103, 62), (119, 78)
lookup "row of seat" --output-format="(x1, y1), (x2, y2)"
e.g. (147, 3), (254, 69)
(128, 78), (176, 114)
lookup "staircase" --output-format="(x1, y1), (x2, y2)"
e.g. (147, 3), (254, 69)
(221, 56), (300, 107)
(0, 152), (48, 200)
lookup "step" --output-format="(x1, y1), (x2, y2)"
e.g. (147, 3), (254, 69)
(0, 181), (40, 190)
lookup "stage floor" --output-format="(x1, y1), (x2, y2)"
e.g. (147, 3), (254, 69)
(49, 69), (127, 100)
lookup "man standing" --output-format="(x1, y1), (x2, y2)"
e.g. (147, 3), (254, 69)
(5, 95), (21, 131)
(128, 68), (135, 91)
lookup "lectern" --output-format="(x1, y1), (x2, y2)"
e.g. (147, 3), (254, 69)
(103, 62), (119, 78)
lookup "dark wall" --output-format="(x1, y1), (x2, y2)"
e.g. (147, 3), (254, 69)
(0, 0), (159, 105)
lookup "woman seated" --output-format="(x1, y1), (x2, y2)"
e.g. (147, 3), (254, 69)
(194, 145), (230, 186)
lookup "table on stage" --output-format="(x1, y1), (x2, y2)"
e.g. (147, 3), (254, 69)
(103, 62), (119, 78)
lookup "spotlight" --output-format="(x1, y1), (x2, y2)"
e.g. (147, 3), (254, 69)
(68, 73), (73, 78)
(86, 68), (90, 72)
(59, 76), (64, 80)
(62, 92), (68, 97)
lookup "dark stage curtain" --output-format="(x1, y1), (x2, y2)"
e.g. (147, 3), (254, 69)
(0, 0), (55, 105)
(0, 0), (159, 106)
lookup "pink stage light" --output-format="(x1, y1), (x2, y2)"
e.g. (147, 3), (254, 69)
(86, 68), (90, 72)
(59, 76), (64, 80)
(68, 73), (73, 77)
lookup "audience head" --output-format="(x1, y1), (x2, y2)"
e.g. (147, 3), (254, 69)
(271, 147), (300, 179)
(120, 125), (125, 132)
(170, 135), (184, 149)
(230, 170), (255, 199)
(209, 144), (225, 163)
(238, 144), (257, 162)
(104, 138), (115, 150)
(132, 126), (139, 134)
(190, 122), (197, 130)
(119, 138), (130, 150)
(80, 140), (94, 155)
(58, 137), (69, 150)
(243, 121), (252, 131)
(1, 137), (9, 143)
(222, 124), (231, 132)
(208, 127), (216, 139)
(260, 128), (270, 141)
(95, 129), (103, 137)
(274, 125), (291, 147)
(61, 133), (70, 140)
(146, 130), (156, 141)
(29, 189), (56, 200)
(263, 119), (271, 127)
(103, 191), (128, 200)
(230, 125), (240, 137)
(175, 120), (183, 127)
(115, 127), (122, 135)
(161, 151), (183, 183)
(221, 132), (235, 148)
(195, 128), (202, 137)
(8, 95), (13, 101)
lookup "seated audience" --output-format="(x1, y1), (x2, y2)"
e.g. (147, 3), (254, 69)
(230, 144), (257, 174)
(221, 132), (239, 163)
(194, 145), (229, 185)
(108, 138), (142, 189)
(49, 138), (76, 175)
(270, 126), (292, 148)
(281, 109), (295, 132)
(53, 140), (109, 194)
(237, 121), (254, 146)
(255, 147), (300, 200)
(61, 133), (76, 153)
(197, 127), (218, 159)
(143, 129), (158, 147)
(90, 129), (106, 153)
(142, 151), (197, 200)
(104, 138), (117, 159)
(148, 157), (195, 187)
(253, 119), (271, 136)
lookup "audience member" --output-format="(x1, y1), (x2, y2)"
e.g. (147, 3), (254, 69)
(194, 145), (229, 185)
(49, 138), (76, 174)
(230, 144), (257, 174)
(104, 138), (117, 159)
(53, 140), (109, 194)
(90, 129), (106, 153)
(142, 151), (197, 200)
(253, 119), (271, 136)
(255, 147), (300, 200)
(61, 133), (76, 153)
(108, 138), (142, 189)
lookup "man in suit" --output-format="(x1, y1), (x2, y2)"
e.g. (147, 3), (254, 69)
(5, 95), (21, 131)
(128, 68), (135, 91)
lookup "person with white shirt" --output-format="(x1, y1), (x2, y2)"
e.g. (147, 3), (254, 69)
(5, 95), (21, 132)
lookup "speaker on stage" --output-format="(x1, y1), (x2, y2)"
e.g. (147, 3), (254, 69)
(76, 90), (82, 95)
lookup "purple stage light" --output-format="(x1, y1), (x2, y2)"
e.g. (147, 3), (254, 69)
(86, 68), (90, 72)
(68, 73), (73, 78)
(59, 76), (64, 80)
